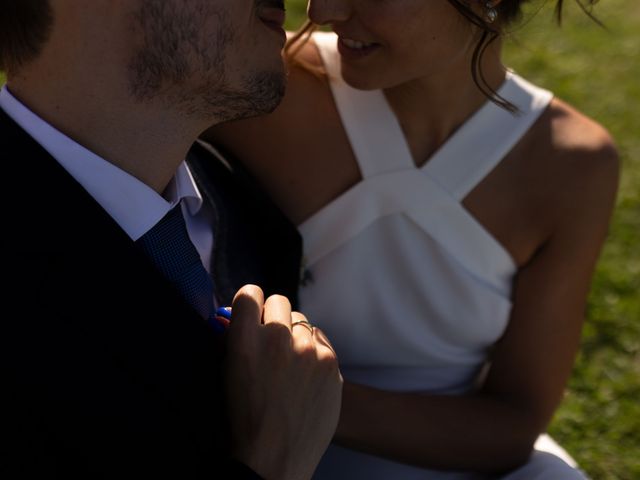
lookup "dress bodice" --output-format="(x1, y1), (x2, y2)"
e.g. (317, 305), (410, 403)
(299, 32), (554, 395)
(302, 32), (577, 480)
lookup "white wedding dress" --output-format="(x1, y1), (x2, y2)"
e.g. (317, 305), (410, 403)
(298, 32), (587, 480)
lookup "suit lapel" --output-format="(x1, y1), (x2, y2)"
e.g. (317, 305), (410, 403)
(187, 140), (304, 308)
(2, 110), (229, 459)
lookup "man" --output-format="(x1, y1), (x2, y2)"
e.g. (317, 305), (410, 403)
(0, 1), (342, 479)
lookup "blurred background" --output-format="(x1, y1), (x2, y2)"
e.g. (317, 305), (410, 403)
(1, 1), (636, 478)
(282, 1), (639, 478)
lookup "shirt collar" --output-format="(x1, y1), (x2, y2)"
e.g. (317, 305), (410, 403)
(0, 84), (204, 240)
(165, 161), (204, 216)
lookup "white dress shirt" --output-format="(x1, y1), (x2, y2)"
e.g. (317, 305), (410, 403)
(0, 85), (215, 273)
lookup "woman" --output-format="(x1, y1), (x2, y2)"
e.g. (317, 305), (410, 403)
(205, 0), (619, 477)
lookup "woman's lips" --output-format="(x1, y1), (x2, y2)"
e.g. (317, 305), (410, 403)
(337, 37), (381, 60)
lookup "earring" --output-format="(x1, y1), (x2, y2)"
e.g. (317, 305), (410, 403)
(484, 1), (498, 23)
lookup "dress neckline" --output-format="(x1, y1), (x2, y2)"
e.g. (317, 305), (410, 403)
(300, 32), (554, 292)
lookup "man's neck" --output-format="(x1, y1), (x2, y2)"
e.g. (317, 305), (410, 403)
(7, 71), (207, 195)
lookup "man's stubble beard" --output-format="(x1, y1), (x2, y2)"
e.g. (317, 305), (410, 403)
(128, 0), (285, 124)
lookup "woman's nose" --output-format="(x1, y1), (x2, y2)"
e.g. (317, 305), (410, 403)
(307, 0), (351, 25)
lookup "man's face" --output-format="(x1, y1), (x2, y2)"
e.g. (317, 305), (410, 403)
(128, 0), (287, 123)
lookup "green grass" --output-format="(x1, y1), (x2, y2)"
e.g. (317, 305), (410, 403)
(505, 3), (640, 479)
(283, 1), (639, 478)
(2, 3), (636, 476)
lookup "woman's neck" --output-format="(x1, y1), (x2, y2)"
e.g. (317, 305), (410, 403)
(383, 43), (507, 167)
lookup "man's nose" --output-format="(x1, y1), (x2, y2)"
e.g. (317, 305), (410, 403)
(307, 0), (351, 25)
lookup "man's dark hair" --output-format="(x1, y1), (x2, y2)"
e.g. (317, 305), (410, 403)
(0, 0), (53, 74)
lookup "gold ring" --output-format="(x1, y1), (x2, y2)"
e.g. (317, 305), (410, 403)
(292, 320), (315, 334)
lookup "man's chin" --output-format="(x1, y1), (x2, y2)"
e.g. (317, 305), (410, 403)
(207, 69), (287, 124)
(253, 72), (287, 115)
(249, 70), (286, 114)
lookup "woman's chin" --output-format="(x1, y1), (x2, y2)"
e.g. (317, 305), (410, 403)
(340, 67), (385, 91)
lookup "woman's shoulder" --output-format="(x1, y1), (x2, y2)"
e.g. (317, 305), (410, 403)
(289, 31), (326, 70)
(522, 96), (619, 235)
(282, 35), (333, 117)
(512, 92), (618, 186)
(537, 98), (619, 192)
(202, 34), (335, 161)
(543, 98), (617, 162)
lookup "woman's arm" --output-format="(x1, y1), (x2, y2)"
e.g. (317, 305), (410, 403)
(334, 119), (619, 473)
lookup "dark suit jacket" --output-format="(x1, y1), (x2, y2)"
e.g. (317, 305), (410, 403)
(0, 109), (302, 478)
(187, 141), (302, 308)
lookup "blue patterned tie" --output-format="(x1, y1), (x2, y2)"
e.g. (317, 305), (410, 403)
(136, 205), (224, 333)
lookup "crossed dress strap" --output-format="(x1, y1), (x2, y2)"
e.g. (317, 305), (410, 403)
(314, 32), (415, 179)
(305, 32), (554, 295)
(422, 73), (554, 200)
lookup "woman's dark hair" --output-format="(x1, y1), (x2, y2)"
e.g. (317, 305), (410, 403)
(0, 0), (53, 75)
(445, 0), (600, 111)
(285, 0), (601, 112)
